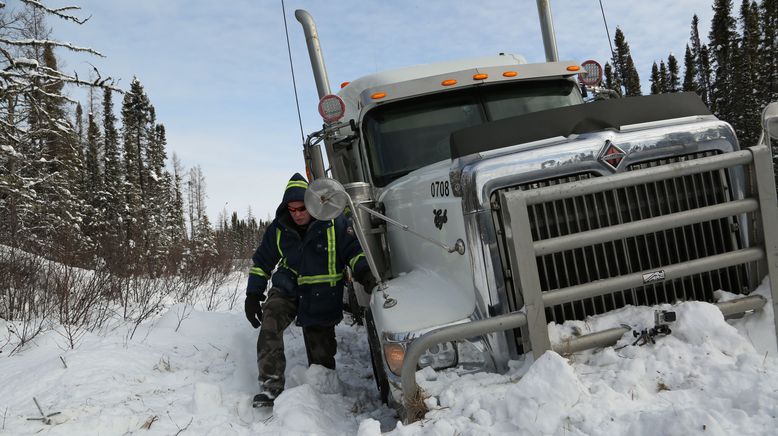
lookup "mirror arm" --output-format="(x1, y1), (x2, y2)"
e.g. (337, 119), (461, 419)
(355, 204), (465, 255)
(343, 195), (397, 308)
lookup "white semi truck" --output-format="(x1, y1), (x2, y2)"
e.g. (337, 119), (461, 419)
(294, 2), (778, 422)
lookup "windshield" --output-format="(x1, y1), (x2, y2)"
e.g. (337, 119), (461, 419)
(363, 79), (582, 186)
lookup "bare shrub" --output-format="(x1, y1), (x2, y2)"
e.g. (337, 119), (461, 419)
(51, 265), (113, 349)
(0, 246), (55, 355)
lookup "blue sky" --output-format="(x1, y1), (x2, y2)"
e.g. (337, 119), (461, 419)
(53, 0), (716, 222)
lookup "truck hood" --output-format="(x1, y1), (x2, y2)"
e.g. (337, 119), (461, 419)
(371, 267), (474, 334)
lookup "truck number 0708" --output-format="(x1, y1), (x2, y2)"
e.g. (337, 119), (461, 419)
(431, 180), (450, 197)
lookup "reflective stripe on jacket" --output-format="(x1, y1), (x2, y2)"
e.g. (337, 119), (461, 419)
(247, 211), (368, 326)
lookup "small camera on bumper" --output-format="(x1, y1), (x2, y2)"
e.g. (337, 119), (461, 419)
(654, 310), (677, 326)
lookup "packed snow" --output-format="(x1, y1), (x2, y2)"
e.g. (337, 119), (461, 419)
(1, 273), (777, 435)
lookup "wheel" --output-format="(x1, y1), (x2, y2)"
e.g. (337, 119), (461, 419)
(348, 282), (364, 325)
(366, 310), (390, 404)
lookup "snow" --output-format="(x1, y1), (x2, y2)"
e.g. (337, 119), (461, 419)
(1, 274), (777, 435)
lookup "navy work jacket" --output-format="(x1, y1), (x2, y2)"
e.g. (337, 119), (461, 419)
(247, 208), (368, 327)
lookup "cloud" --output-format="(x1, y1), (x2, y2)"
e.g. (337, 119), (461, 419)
(54, 0), (716, 221)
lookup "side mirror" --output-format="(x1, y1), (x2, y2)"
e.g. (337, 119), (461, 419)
(304, 178), (348, 221)
(762, 102), (778, 145)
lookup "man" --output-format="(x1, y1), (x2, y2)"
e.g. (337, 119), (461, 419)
(244, 173), (375, 407)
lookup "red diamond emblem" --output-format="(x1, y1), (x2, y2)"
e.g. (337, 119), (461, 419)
(600, 141), (625, 170)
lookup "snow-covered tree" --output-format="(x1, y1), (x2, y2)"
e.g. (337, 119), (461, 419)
(709, 0), (738, 117)
(690, 15), (712, 105)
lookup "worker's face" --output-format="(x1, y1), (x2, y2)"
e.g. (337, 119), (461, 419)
(287, 200), (312, 226)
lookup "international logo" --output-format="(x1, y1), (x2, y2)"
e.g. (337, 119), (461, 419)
(599, 140), (626, 171)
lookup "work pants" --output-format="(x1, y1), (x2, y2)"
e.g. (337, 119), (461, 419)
(256, 289), (337, 394)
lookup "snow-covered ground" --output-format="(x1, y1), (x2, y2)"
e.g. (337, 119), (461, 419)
(1, 273), (777, 435)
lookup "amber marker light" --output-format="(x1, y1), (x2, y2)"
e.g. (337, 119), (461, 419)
(473, 73), (488, 80)
(503, 71), (518, 77)
(441, 79), (458, 86)
(340, 81), (350, 88)
(567, 65), (581, 72)
(371, 92), (387, 100)
(384, 343), (406, 375)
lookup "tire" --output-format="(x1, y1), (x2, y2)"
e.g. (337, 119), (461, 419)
(366, 310), (390, 404)
(348, 282), (364, 325)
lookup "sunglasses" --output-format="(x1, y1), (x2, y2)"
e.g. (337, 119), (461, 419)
(287, 205), (307, 213)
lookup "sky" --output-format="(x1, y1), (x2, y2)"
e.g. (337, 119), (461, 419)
(50, 0), (718, 222)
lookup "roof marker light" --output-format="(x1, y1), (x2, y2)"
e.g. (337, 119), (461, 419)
(441, 79), (458, 86)
(473, 73), (488, 80)
(567, 65), (581, 72)
(503, 71), (518, 77)
(340, 81), (350, 88)
(371, 92), (387, 100)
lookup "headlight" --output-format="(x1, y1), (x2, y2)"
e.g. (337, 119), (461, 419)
(383, 341), (458, 376)
(417, 342), (457, 370)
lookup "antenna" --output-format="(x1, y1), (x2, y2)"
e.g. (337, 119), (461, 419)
(281, 0), (305, 144)
(598, 0), (615, 63)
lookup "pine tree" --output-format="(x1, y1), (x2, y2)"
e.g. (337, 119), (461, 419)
(759, 0), (778, 107)
(101, 89), (124, 268)
(604, 62), (622, 96)
(83, 111), (103, 249)
(121, 78), (153, 267)
(682, 44), (698, 92)
(650, 62), (662, 95)
(659, 61), (669, 93)
(613, 28), (642, 96)
(709, 0), (738, 118)
(166, 153), (187, 270)
(732, 0), (762, 147)
(690, 15), (713, 105)
(624, 56), (642, 96)
(699, 45), (714, 104)
(145, 122), (170, 270)
(666, 54), (681, 92)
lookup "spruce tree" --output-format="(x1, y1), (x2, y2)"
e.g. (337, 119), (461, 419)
(732, 0), (762, 147)
(167, 154), (187, 270)
(650, 62), (662, 95)
(604, 63), (622, 96)
(101, 89), (124, 267)
(666, 54), (681, 92)
(121, 78), (153, 267)
(659, 61), (669, 93)
(624, 56), (642, 96)
(613, 28), (642, 96)
(682, 44), (698, 92)
(690, 15), (713, 105)
(709, 0), (738, 118)
(759, 0), (778, 107)
(83, 111), (103, 249)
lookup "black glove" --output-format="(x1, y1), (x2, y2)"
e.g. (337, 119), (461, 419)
(355, 268), (378, 294)
(244, 293), (263, 328)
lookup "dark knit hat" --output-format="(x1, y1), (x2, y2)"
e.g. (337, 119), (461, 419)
(282, 173), (309, 204)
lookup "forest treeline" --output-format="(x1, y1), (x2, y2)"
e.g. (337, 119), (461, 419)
(2, 0), (777, 280)
(0, 2), (267, 278)
(604, 0), (777, 157)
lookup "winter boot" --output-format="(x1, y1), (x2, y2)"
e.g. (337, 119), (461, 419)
(252, 390), (278, 408)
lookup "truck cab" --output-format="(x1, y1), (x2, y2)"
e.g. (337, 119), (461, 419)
(295, 9), (778, 419)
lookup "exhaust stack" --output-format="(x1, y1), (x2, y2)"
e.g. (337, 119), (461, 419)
(536, 0), (559, 62)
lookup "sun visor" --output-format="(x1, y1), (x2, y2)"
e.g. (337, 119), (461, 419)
(449, 92), (712, 159)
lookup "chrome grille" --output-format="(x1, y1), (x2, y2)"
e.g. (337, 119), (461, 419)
(494, 151), (750, 325)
